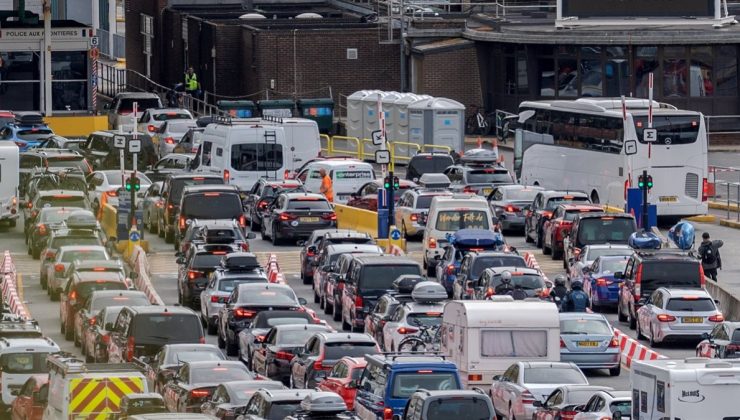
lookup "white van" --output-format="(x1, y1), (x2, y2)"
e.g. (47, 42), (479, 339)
(630, 357), (740, 419)
(192, 119), (290, 191)
(0, 143), (19, 226)
(0, 337), (60, 408)
(441, 300), (560, 389)
(422, 194), (494, 276)
(296, 160), (375, 204)
(241, 117), (322, 176)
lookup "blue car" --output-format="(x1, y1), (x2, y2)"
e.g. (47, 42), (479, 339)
(0, 112), (53, 151)
(434, 229), (505, 294)
(582, 255), (630, 310)
(355, 354), (462, 419)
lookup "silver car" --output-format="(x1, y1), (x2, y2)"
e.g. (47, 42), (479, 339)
(107, 92), (162, 130)
(136, 107), (194, 134)
(487, 184), (544, 231)
(45, 245), (109, 300)
(568, 244), (633, 284)
(636, 287), (723, 347)
(559, 313), (621, 376)
(153, 119), (197, 157)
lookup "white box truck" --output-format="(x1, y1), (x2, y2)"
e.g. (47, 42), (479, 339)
(630, 357), (740, 420)
(441, 299), (561, 389)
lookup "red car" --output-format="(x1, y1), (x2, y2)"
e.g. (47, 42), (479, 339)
(346, 179), (418, 211)
(10, 374), (48, 420)
(317, 357), (367, 410)
(542, 204), (603, 260)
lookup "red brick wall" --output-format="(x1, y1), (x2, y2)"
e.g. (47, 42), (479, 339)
(125, 0), (168, 80)
(415, 45), (483, 108)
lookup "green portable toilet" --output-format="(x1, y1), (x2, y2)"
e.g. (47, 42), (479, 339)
(217, 100), (257, 118)
(258, 99), (295, 118)
(297, 98), (335, 134)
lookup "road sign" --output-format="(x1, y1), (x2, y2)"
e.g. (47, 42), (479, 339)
(390, 227), (401, 241)
(128, 139), (142, 153)
(90, 36), (99, 47)
(130, 230), (141, 242)
(643, 128), (657, 143)
(375, 150), (390, 164)
(371, 130), (384, 146)
(113, 135), (126, 149)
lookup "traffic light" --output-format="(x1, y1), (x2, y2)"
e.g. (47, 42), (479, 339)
(646, 174), (653, 190)
(383, 176), (391, 189)
(393, 176), (400, 190)
(637, 173), (653, 191)
(125, 176), (141, 192)
(637, 174), (645, 189)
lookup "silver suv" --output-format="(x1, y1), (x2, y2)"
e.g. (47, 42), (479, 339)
(106, 92), (163, 130)
(396, 389), (494, 420)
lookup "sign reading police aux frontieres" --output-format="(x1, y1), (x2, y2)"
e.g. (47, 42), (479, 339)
(561, 0), (714, 18)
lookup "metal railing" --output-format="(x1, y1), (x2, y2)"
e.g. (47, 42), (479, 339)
(318, 135), (451, 168)
(97, 29), (125, 60)
(710, 165), (740, 221)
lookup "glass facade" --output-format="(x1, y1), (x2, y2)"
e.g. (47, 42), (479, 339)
(51, 51), (88, 111)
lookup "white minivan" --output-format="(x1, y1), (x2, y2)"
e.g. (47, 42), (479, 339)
(242, 117), (322, 176)
(0, 143), (19, 227)
(296, 160), (375, 204)
(422, 194), (494, 276)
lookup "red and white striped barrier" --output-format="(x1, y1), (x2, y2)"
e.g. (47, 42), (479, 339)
(614, 328), (666, 368)
(523, 252), (549, 281)
(129, 247), (165, 305)
(1, 251), (31, 319)
(388, 245), (405, 256)
(266, 254), (286, 284)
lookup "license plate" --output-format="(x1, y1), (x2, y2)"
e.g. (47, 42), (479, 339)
(659, 196), (678, 202)
(301, 217), (320, 223)
(682, 317), (703, 323)
(578, 341), (599, 347)
(483, 188), (492, 196)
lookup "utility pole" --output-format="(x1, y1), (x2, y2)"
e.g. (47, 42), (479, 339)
(399, 0), (407, 92)
(42, 0), (52, 116)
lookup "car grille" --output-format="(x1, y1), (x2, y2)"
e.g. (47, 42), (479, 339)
(685, 173), (699, 198)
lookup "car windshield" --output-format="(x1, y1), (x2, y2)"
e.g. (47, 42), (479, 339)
(324, 342), (378, 360)
(504, 189), (540, 201)
(435, 210), (489, 231)
(132, 314), (202, 342)
(253, 313), (312, 328)
(275, 328), (321, 346)
(0, 353), (50, 374)
(472, 257), (526, 278)
(545, 196), (590, 211)
(170, 178), (223, 204)
(524, 367), (587, 384)
(406, 313), (442, 328)
(560, 318), (612, 335)
(46, 157), (88, 173)
(359, 265), (421, 290)
(666, 298), (715, 312)
(183, 194), (242, 219)
(267, 403), (301, 420)
(466, 169), (513, 184)
(240, 288), (297, 306)
(61, 249), (107, 262)
(598, 259), (628, 274)
(91, 294), (149, 311)
(18, 129), (53, 140)
(165, 350), (222, 365)
(576, 218), (635, 245)
(642, 262), (701, 289)
(287, 199), (331, 211)
(191, 366), (251, 383)
(218, 278), (265, 292)
(425, 398), (492, 420)
(391, 372), (458, 398)
(153, 112), (191, 122)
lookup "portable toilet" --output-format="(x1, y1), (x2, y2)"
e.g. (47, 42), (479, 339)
(346, 90), (377, 139)
(394, 93), (430, 143)
(408, 97), (465, 152)
(380, 92), (402, 142)
(361, 91), (390, 141)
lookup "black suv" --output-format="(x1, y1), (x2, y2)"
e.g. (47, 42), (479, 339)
(452, 251), (528, 300)
(300, 229), (375, 284)
(525, 190), (591, 247)
(177, 185), (245, 248)
(107, 306), (204, 363)
(617, 249), (705, 330)
(244, 178), (305, 230)
(564, 212), (637, 270)
(159, 173), (224, 243)
(406, 153), (455, 182)
(179, 219), (253, 255)
(176, 244), (238, 309)
(80, 131), (157, 170)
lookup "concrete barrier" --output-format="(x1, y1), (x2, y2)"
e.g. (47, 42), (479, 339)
(706, 280), (740, 322)
(614, 328), (667, 368)
(128, 246), (165, 305)
(335, 204), (377, 237)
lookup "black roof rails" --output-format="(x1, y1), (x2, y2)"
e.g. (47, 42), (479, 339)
(378, 351), (447, 361)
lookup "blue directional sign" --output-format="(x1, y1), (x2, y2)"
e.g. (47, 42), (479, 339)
(390, 227), (401, 241)
(130, 230), (141, 242)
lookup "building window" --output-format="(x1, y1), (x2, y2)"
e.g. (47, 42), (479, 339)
(539, 58), (555, 96)
(0, 52), (40, 111)
(517, 56), (529, 94)
(634, 46), (659, 98)
(556, 58), (578, 97)
(51, 51), (88, 111)
(690, 47), (713, 97)
(605, 47), (630, 97)
(663, 46), (687, 98)
(715, 45), (737, 97)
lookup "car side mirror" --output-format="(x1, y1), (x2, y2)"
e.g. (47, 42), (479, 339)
(714, 299), (720, 305)
(638, 297), (647, 306)
(129, 272), (139, 280)
(322, 265), (334, 273)
(532, 401), (542, 408)
(492, 375), (502, 381)
(176, 257), (185, 265)
(246, 232), (256, 240)
(613, 271), (623, 279)
(298, 297), (307, 306)
(307, 245), (317, 254)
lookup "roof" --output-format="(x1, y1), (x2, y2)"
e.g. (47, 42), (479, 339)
(168, 173), (223, 180)
(541, 190), (590, 198)
(657, 288), (713, 298)
(58, 245), (107, 253)
(558, 312), (610, 322)
(184, 360), (246, 369)
(318, 332), (376, 343)
(90, 290), (147, 299)
(182, 185), (239, 194)
(575, 212), (632, 220)
(124, 306), (197, 315)
(324, 230), (372, 239)
(283, 192), (326, 200)
(558, 204), (604, 211)
(75, 271), (124, 282)
(128, 414), (214, 420)
(351, 255), (419, 266)
(150, 108), (192, 114)
(324, 243), (383, 254)
(310, 160), (372, 168)
(237, 282), (292, 292)
(366, 354), (458, 368)
(444, 301), (559, 326)
(0, 337), (59, 350)
(520, 361), (579, 369)
(584, 244), (632, 250)
(256, 389), (314, 402)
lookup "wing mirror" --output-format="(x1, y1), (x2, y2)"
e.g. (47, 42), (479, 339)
(532, 401), (543, 408)
(176, 257), (185, 265)
(322, 265), (334, 273)
(613, 271), (623, 279)
(298, 297), (308, 306)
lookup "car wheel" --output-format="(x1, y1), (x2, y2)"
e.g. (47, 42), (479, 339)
(8, 219), (16, 228)
(217, 329), (226, 349)
(402, 222), (409, 239)
(32, 246), (40, 260)
(74, 329), (81, 347)
(164, 227), (174, 244)
(563, 257), (568, 270)
(226, 335), (238, 357)
(324, 297), (333, 315)
(207, 319), (217, 335)
(40, 274), (47, 290)
(51, 289), (60, 302)
(261, 224), (269, 241)
(332, 299), (341, 321)
(158, 219), (165, 238)
(617, 299), (628, 322)
(426, 260), (435, 277)
(649, 326), (659, 348)
(542, 238), (551, 255)
(552, 245), (562, 260)
(609, 364), (621, 377)
(250, 214), (261, 231)
(271, 226), (280, 246)
(629, 307), (637, 330)
(64, 323), (73, 341)
(289, 373), (295, 389)
(314, 287), (320, 304)
(302, 270), (311, 285)
(535, 226), (543, 248)
(342, 314), (351, 331)
(525, 227), (534, 243)
(635, 318), (644, 340)
(93, 199), (100, 215)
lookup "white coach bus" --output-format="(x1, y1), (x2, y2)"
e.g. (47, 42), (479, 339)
(513, 98), (708, 217)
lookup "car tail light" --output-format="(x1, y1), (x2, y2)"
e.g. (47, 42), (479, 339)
(322, 212), (337, 221)
(634, 264), (643, 299)
(38, 224), (47, 236)
(560, 338), (566, 348)
(284, 169), (291, 179)
(596, 278), (608, 287)
(188, 270), (203, 280)
(234, 308), (256, 319)
(307, 249), (315, 257)
(609, 337), (620, 348)
(89, 316), (96, 326)
(383, 408), (393, 420)
(239, 215), (247, 227)
(179, 216), (186, 229)
(657, 314), (676, 322)
(462, 186), (476, 194)
(164, 137), (175, 144)
(428, 238), (437, 249)
(468, 374), (483, 381)
(276, 351), (294, 361)
(446, 264), (455, 275)
(354, 295), (363, 308)
(190, 389), (210, 398)
(520, 390), (536, 405)
(102, 334), (110, 344)
(148, 124), (155, 132)
(126, 336), (135, 362)
(279, 213), (297, 221)
(258, 200), (268, 209)
(700, 264), (706, 288)
(27, 201), (33, 209)
(410, 213), (420, 222)
(505, 205), (520, 213)
(702, 178), (709, 202)
(223, 169), (230, 183)
(69, 290), (77, 301)
(54, 264), (65, 273)
(241, 242), (250, 252)
(313, 360), (324, 370)
(45, 250), (56, 260)
(709, 314), (725, 322)
(397, 327), (418, 335)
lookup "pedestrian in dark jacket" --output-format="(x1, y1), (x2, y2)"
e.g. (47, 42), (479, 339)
(698, 232), (723, 281)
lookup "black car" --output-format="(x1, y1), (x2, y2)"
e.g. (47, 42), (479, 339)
(405, 153), (455, 182)
(217, 283), (308, 357)
(251, 324), (334, 384)
(299, 229), (375, 285)
(176, 244), (238, 309)
(237, 310), (317, 371)
(159, 173), (224, 243)
(141, 343), (226, 393)
(19, 149), (91, 195)
(177, 185), (245, 249)
(261, 193), (336, 246)
(525, 190), (591, 247)
(244, 179), (305, 230)
(80, 130), (157, 170)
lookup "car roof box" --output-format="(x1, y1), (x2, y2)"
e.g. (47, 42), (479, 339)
(220, 252), (260, 270)
(448, 229), (504, 248)
(393, 275), (426, 294)
(628, 230), (662, 250)
(64, 210), (99, 229)
(411, 281), (448, 303)
(299, 392), (347, 413)
(417, 173), (451, 189)
(14, 112), (45, 126)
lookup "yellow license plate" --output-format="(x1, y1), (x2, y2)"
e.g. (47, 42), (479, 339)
(301, 217), (320, 223)
(483, 188), (492, 196)
(659, 196), (678, 202)
(682, 317), (703, 323)
(578, 341), (599, 347)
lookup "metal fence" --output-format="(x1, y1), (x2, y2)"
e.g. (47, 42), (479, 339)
(710, 165), (740, 221)
(97, 29), (125, 60)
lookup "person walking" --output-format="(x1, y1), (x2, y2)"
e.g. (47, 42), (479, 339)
(698, 232), (723, 281)
(319, 168), (334, 203)
(184, 67), (200, 98)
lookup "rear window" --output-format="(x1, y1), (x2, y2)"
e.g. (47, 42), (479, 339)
(560, 318), (612, 335)
(61, 249), (107, 262)
(466, 169), (513, 184)
(666, 298), (715, 312)
(191, 366), (251, 383)
(91, 294), (149, 311)
(545, 196), (590, 210)
(472, 256), (526, 278)
(406, 313), (442, 328)
(359, 265), (421, 290)
(170, 178), (224, 204)
(231, 144), (283, 171)
(505, 189), (540, 201)
(490, 273), (544, 290)
(193, 254), (227, 268)
(324, 342), (378, 360)
(132, 314), (202, 342)
(416, 195), (448, 210)
(576, 217), (635, 245)
(0, 353), (50, 374)
(586, 248), (632, 261)
(391, 372), (458, 398)
(218, 277), (266, 292)
(46, 157), (88, 173)
(37, 196), (89, 209)
(275, 328), (320, 346)
(408, 156), (454, 176)
(118, 98), (161, 113)
(435, 210), (489, 231)
(183, 193), (242, 219)
(523, 367), (587, 384)
(425, 398), (492, 420)
(75, 282), (127, 304)
(52, 236), (102, 249)
(641, 261), (701, 290)
(164, 350), (222, 365)
(267, 402), (301, 420)
(253, 312), (312, 328)
(38, 209), (75, 223)
(18, 129), (53, 140)
(239, 288), (297, 306)
(633, 115), (699, 144)
(599, 258), (628, 274)
(153, 112), (191, 122)
(287, 199), (331, 211)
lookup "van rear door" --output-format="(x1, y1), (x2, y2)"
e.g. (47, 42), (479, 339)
(68, 375), (145, 417)
(331, 164), (375, 203)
